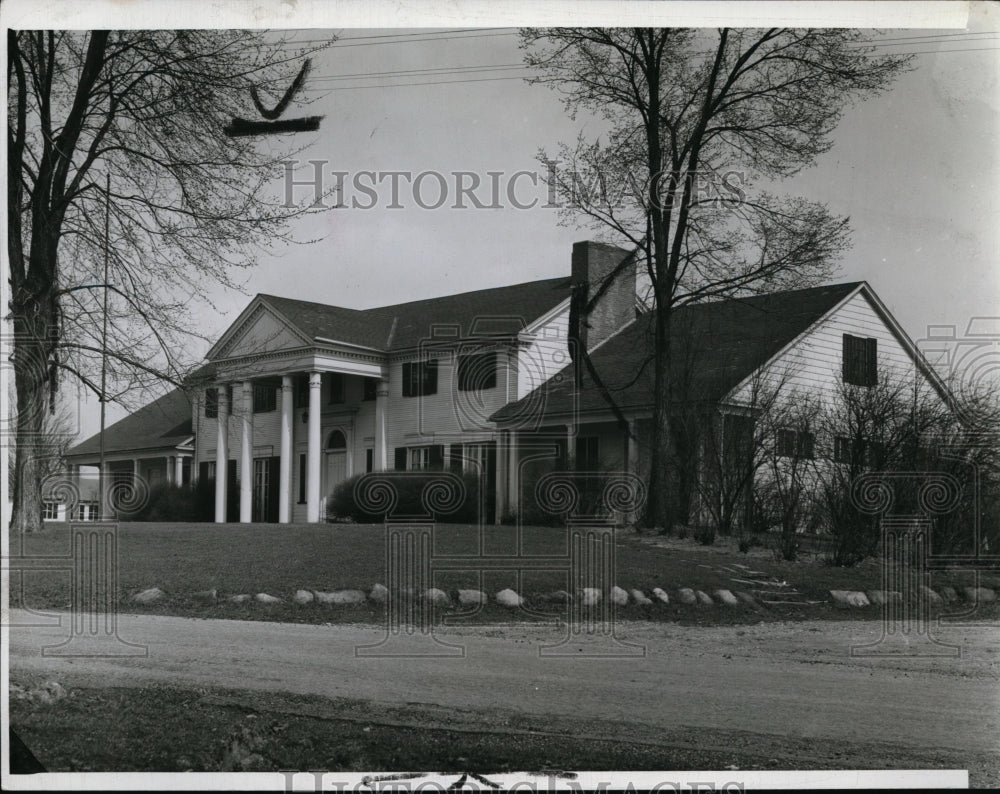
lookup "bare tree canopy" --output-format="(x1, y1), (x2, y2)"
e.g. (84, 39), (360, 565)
(521, 27), (912, 529)
(7, 29), (334, 532)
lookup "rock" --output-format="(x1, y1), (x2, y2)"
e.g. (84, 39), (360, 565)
(580, 587), (601, 607)
(938, 585), (959, 604)
(191, 588), (217, 602)
(293, 589), (314, 605)
(735, 591), (760, 609)
(866, 590), (887, 606)
(255, 593), (282, 604)
(695, 590), (714, 606)
(713, 589), (739, 607)
(677, 588), (697, 605)
(845, 591), (870, 608)
(610, 586), (629, 606)
(368, 583), (390, 604)
(630, 589), (653, 606)
(457, 589), (488, 607)
(423, 588), (451, 607)
(964, 586), (997, 603)
(919, 585), (943, 606)
(829, 589), (853, 608)
(495, 588), (523, 608)
(651, 587), (670, 604)
(132, 587), (165, 604)
(315, 589), (366, 605)
(228, 594), (251, 604)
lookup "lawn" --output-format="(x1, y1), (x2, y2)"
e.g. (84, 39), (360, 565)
(10, 521), (999, 625)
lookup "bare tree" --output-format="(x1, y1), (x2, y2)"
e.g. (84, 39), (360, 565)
(7, 30), (334, 532)
(521, 28), (912, 529)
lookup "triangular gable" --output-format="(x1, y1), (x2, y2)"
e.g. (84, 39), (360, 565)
(722, 283), (952, 407)
(206, 298), (312, 361)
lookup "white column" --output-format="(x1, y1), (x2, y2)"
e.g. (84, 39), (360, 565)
(374, 377), (389, 471)
(565, 424), (576, 470)
(214, 386), (229, 523)
(507, 431), (519, 514)
(239, 381), (253, 523)
(175, 454), (184, 485)
(278, 375), (293, 523)
(495, 431), (507, 525)
(133, 458), (140, 484)
(306, 371), (322, 523)
(166, 456), (174, 485)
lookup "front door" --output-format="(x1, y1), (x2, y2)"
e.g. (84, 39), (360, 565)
(325, 451), (347, 500)
(252, 456), (280, 523)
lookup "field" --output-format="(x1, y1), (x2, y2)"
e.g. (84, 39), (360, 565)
(10, 521), (998, 625)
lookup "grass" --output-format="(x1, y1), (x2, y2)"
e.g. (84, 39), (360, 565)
(9, 521), (1000, 625)
(11, 674), (997, 782)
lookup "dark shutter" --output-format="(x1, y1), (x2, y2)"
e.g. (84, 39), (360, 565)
(298, 454), (306, 503)
(429, 444), (444, 470)
(267, 456), (280, 522)
(424, 359), (438, 395)
(226, 460), (238, 522)
(865, 337), (878, 385)
(394, 447), (408, 471)
(449, 444), (463, 473)
(402, 363), (414, 397)
(485, 442), (497, 524)
(199, 461), (210, 483)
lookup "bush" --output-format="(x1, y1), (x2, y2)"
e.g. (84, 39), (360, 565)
(327, 471), (483, 523)
(126, 482), (212, 522)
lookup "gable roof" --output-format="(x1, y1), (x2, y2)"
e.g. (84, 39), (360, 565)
(491, 281), (865, 423)
(66, 388), (194, 458)
(238, 276), (573, 356)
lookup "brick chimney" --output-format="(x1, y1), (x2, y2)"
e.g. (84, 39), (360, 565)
(571, 241), (637, 352)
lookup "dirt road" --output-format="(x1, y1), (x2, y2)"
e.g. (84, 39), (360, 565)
(8, 610), (999, 759)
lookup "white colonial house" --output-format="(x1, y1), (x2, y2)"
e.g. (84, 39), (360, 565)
(63, 240), (950, 526)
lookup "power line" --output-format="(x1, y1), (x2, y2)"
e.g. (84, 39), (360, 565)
(307, 63), (526, 83)
(300, 75), (533, 93)
(278, 31), (518, 48)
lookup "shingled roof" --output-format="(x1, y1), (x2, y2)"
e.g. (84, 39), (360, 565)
(66, 388), (194, 458)
(491, 281), (864, 423)
(258, 275), (573, 353)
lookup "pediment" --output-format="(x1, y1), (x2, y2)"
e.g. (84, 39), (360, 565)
(211, 302), (310, 360)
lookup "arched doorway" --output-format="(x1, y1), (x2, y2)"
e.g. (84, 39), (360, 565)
(324, 429), (348, 504)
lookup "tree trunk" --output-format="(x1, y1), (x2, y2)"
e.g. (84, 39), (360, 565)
(646, 308), (676, 532)
(11, 347), (49, 535)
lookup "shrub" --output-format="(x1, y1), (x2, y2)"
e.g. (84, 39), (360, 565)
(327, 471), (483, 523)
(125, 482), (212, 522)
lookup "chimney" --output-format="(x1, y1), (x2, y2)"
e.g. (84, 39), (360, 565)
(571, 240), (637, 352)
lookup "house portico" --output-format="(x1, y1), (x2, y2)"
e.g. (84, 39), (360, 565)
(194, 296), (392, 523)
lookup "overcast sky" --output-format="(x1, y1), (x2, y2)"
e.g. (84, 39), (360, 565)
(72, 6), (999, 440)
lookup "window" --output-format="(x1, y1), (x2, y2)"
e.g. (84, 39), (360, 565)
(409, 447), (431, 471)
(204, 387), (219, 418)
(366, 449), (374, 473)
(402, 359), (438, 397)
(834, 436), (885, 466)
(363, 378), (378, 401)
(777, 429), (814, 459)
(403, 445), (444, 471)
(834, 436), (856, 464)
(842, 334), (878, 386)
(298, 453), (306, 503)
(576, 436), (600, 471)
(253, 384), (276, 413)
(457, 352), (497, 391)
(329, 373), (345, 404)
(42, 502), (59, 520)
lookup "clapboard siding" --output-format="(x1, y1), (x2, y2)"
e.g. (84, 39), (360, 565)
(728, 289), (936, 408)
(384, 347), (515, 452)
(517, 306), (570, 399)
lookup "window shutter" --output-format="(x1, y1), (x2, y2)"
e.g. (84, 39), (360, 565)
(394, 447), (408, 471)
(865, 337), (878, 385)
(199, 461), (210, 483)
(449, 443), (463, 473)
(424, 359), (438, 395)
(402, 363), (413, 397)
(429, 444), (445, 470)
